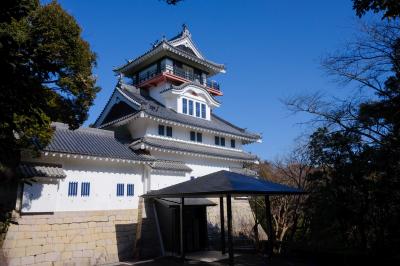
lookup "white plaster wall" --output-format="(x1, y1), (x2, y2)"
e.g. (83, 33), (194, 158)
(22, 180), (57, 213)
(144, 119), (243, 150)
(21, 157), (145, 213)
(150, 151), (242, 179)
(150, 171), (189, 190)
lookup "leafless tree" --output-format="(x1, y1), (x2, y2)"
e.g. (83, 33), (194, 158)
(284, 21), (400, 146)
(251, 144), (312, 253)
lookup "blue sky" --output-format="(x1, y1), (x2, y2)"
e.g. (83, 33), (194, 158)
(55, 0), (371, 161)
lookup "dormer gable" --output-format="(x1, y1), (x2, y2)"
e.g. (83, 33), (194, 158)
(160, 83), (220, 121)
(168, 24), (204, 59)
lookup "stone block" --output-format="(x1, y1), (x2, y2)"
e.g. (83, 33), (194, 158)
(88, 221), (96, 228)
(7, 257), (21, 266)
(2, 239), (16, 249)
(40, 224), (51, 231)
(21, 256), (35, 265)
(63, 217), (73, 223)
(18, 225), (32, 232)
(8, 247), (26, 257)
(72, 250), (83, 258)
(61, 251), (72, 260)
(44, 252), (60, 262)
(47, 230), (57, 238)
(54, 243), (65, 252)
(82, 249), (94, 258)
(32, 237), (46, 245)
(15, 238), (32, 248)
(26, 245), (42, 256)
(34, 253), (46, 263)
(41, 244), (55, 253)
(106, 245), (117, 255)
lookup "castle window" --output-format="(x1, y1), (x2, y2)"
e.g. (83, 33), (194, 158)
(231, 139), (236, 148)
(166, 126), (173, 137)
(81, 182), (90, 197)
(197, 132), (202, 143)
(215, 136), (220, 145)
(190, 131), (202, 142)
(68, 182), (78, 197)
(201, 104), (206, 119)
(196, 102), (200, 117)
(189, 100), (194, 115)
(221, 137), (226, 146)
(182, 98), (187, 114)
(158, 125), (165, 136)
(127, 184), (134, 196)
(116, 183), (124, 197)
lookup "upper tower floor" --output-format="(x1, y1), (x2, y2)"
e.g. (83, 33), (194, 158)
(113, 25), (225, 97)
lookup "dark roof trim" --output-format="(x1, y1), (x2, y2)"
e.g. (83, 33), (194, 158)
(131, 137), (257, 162)
(114, 41), (225, 74)
(17, 162), (66, 179)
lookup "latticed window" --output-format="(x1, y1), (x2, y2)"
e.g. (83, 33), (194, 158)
(182, 98), (187, 114)
(68, 182), (78, 197)
(189, 100), (194, 115)
(196, 102), (200, 117)
(81, 182), (90, 197)
(116, 183), (124, 197)
(201, 104), (206, 119)
(127, 184), (134, 196)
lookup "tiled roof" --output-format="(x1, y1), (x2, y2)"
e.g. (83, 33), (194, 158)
(17, 163), (66, 179)
(151, 160), (192, 172)
(45, 123), (153, 161)
(229, 167), (258, 177)
(100, 84), (261, 141)
(130, 136), (257, 162)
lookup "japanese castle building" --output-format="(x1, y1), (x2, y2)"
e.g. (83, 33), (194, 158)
(2, 26), (263, 265)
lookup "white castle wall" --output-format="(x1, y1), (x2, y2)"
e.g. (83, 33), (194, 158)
(21, 157), (145, 213)
(143, 119), (244, 150)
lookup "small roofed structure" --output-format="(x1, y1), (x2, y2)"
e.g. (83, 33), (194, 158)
(143, 170), (305, 265)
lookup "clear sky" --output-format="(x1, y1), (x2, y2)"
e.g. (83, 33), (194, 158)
(55, 0), (370, 161)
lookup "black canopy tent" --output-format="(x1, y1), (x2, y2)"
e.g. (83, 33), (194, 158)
(142, 170), (305, 265)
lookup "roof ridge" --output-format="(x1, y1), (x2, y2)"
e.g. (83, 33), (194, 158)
(52, 122), (115, 137)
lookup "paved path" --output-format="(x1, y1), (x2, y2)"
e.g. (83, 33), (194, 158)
(113, 254), (310, 266)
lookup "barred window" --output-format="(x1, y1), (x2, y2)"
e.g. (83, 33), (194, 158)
(127, 184), (134, 196)
(81, 182), (90, 197)
(68, 182), (78, 197)
(116, 183), (124, 197)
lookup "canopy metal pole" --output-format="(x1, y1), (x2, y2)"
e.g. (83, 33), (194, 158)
(226, 194), (234, 266)
(264, 195), (274, 258)
(220, 196), (225, 254)
(180, 197), (185, 261)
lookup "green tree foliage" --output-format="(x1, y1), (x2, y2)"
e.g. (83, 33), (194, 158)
(0, 0), (100, 180)
(353, 0), (400, 19)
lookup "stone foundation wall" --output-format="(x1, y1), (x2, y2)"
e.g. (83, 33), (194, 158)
(0, 209), (138, 266)
(207, 198), (267, 249)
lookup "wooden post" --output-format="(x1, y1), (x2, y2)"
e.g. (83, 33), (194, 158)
(264, 195), (274, 258)
(180, 197), (185, 261)
(227, 194), (234, 266)
(254, 197), (259, 250)
(220, 196), (225, 254)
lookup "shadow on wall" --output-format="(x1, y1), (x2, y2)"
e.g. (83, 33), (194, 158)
(207, 221), (258, 252)
(137, 199), (162, 259)
(115, 223), (137, 261)
(116, 199), (162, 261)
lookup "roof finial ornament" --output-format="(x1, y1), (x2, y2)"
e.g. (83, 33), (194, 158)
(117, 73), (124, 86)
(161, 35), (166, 42)
(182, 23), (191, 38)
